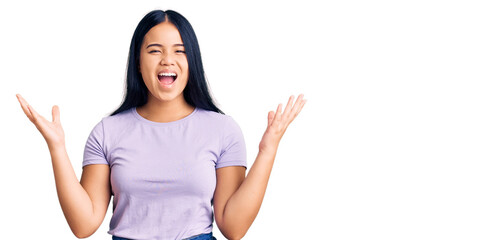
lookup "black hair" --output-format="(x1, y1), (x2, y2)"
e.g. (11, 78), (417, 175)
(109, 10), (223, 116)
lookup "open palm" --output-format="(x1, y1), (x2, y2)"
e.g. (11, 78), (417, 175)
(259, 94), (307, 154)
(16, 94), (65, 148)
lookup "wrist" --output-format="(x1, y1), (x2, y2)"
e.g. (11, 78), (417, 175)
(47, 141), (66, 152)
(258, 147), (278, 157)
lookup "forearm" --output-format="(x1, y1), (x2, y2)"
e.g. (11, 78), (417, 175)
(220, 149), (277, 239)
(48, 144), (96, 237)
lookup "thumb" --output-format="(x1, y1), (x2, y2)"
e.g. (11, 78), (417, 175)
(52, 105), (60, 123)
(267, 111), (274, 126)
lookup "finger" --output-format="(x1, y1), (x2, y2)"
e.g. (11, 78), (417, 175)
(16, 94), (34, 121)
(267, 111), (274, 126)
(283, 95), (295, 118)
(52, 105), (60, 123)
(272, 103), (283, 123)
(290, 94), (304, 118)
(26, 104), (37, 122)
(295, 99), (307, 116)
(27, 104), (46, 123)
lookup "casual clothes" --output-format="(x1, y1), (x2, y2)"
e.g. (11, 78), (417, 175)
(83, 107), (246, 240)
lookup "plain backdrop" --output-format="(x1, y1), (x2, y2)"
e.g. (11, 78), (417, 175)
(2, 0), (503, 239)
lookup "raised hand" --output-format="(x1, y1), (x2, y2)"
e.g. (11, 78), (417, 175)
(259, 94), (307, 155)
(16, 94), (65, 148)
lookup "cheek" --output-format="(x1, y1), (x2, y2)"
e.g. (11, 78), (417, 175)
(181, 60), (189, 75)
(139, 53), (157, 71)
(176, 59), (189, 80)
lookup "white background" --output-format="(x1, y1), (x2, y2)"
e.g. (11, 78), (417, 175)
(1, 0), (502, 239)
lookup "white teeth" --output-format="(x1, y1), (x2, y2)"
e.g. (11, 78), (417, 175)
(159, 72), (177, 77)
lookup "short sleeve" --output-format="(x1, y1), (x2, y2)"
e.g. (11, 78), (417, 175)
(82, 120), (108, 168)
(217, 116), (247, 169)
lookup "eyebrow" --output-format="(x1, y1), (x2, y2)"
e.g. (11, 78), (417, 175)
(146, 43), (184, 48)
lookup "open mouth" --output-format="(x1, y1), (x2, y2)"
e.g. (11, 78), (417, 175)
(158, 72), (177, 85)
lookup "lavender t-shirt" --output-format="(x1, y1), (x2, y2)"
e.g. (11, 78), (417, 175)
(82, 107), (247, 240)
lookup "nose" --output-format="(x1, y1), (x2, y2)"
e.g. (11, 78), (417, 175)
(160, 52), (175, 66)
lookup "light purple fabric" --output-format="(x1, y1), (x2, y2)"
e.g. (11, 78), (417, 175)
(83, 107), (247, 240)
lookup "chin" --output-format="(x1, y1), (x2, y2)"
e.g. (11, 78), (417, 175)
(156, 92), (184, 102)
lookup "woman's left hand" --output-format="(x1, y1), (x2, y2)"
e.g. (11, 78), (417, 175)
(258, 94), (307, 155)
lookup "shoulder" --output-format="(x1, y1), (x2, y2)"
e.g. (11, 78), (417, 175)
(193, 108), (243, 138)
(89, 108), (136, 134)
(194, 108), (237, 127)
(102, 107), (135, 123)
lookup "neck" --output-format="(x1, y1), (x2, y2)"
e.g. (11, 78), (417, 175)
(136, 94), (195, 123)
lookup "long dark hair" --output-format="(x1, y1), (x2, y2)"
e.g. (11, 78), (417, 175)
(110, 10), (223, 116)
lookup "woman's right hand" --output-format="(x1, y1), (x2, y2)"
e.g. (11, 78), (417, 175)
(16, 94), (66, 148)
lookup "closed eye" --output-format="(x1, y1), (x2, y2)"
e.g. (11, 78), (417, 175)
(149, 50), (160, 53)
(176, 50), (186, 53)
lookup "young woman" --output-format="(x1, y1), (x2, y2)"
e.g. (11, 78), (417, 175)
(16, 9), (306, 240)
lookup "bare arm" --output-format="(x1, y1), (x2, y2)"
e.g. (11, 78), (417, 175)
(214, 152), (275, 240)
(214, 94), (306, 240)
(16, 94), (111, 238)
(51, 145), (111, 238)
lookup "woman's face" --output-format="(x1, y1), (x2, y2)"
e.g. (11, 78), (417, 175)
(139, 21), (189, 104)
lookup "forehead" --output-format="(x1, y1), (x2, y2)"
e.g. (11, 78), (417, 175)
(143, 21), (183, 46)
